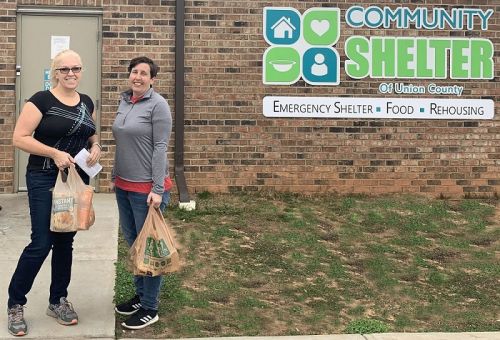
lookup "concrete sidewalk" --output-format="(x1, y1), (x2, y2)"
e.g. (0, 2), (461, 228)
(0, 193), (499, 340)
(0, 193), (117, 339)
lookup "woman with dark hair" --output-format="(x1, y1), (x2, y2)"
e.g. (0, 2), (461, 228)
(112, 56), (173, 330)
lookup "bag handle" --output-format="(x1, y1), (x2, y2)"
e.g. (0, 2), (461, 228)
(59, 163), (79, 183)
(148, 204), (162, 216)
(59, 169), (68, 183)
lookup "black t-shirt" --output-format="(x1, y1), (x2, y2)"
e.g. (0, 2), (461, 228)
(27, 90), (96, 170)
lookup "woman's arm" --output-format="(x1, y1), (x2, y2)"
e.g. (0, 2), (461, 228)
(147, 99), (172, 207)
(86, 110), (101, 166)
(13, 102), (74, 169)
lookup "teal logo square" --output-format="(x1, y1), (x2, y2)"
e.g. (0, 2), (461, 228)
(264, 8), (301, 45)
(302, 47), (339, 85)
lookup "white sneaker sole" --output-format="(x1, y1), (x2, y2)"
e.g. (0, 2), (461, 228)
(114, 305), (141, 316)
(121, 314), (159, 330)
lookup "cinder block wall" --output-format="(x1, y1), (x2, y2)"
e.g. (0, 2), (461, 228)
(0, 0), (499, 198)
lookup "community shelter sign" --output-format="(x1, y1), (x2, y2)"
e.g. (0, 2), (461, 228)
(262, 6), (495, 120)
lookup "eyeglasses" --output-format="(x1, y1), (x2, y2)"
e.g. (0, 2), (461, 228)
(56, 67), (82, 74)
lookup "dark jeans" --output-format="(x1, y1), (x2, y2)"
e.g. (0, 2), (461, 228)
(115, 187), (170, 310)
(8, 168), (88, 308)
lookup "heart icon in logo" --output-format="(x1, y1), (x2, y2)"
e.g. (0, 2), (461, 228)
(311, 20), (330, 37)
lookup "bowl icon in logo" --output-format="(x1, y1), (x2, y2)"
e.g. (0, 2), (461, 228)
(269, 60), (296, 72)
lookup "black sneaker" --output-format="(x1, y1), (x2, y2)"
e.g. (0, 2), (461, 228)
(7, 304), (27, 336)
(115, 295), (142, 316)
(121, 307), (158, 330)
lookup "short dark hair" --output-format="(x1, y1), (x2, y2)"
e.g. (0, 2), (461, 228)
(128, 56), (158, 78)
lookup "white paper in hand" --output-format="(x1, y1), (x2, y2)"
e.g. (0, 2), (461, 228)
(74, 148), (102, 178)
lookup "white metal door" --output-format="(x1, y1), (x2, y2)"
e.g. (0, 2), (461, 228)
(15, 12), (101, 191)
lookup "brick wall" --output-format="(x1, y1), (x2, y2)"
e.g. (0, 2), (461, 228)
(100, 0), (176, 190)
(1, 0), (499, 198)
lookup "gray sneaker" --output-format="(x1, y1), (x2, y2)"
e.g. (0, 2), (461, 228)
(46, 297), (78, 325)
(7, 304), (27, 336)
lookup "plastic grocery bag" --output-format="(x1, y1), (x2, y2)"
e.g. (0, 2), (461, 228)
(51, 164), (95, 232)
(129, 205), (180, 276)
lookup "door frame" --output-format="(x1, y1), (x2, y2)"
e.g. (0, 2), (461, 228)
(14, 6), (102, 192)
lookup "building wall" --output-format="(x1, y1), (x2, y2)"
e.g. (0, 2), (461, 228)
(0, 1), (17, 193)
(0, 0), (499, 198)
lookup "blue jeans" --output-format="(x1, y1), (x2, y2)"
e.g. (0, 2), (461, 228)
(115, 187), (170, 311)
(8, 168), (89, 308)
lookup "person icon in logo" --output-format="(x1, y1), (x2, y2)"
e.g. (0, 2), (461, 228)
(311, 53), (328, 76)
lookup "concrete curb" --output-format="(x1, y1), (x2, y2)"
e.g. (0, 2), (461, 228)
(125, 333), (500, 340)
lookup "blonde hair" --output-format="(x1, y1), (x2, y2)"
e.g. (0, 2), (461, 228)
(50, 49), (82, 88)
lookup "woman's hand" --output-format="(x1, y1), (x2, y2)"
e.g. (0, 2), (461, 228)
(52, 149), (74, 170)
(87, 143), (101, 166)
(147, 192), (162, 208)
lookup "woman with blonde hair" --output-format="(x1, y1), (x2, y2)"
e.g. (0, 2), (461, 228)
(7, 49), (101, 336)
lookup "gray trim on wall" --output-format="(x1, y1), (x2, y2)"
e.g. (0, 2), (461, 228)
(17, 7), (103, 15)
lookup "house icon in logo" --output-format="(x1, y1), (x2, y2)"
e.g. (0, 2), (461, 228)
(271, 17), (296, 39)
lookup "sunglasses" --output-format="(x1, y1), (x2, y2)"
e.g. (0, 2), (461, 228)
(56, 66), (82, 74)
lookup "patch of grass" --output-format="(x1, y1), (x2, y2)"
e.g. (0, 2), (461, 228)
(233, 312), (267, 334)
(160, 275), (192, 312)
(441, 237), (470, 249)
(114, 261), (135, 304)
(197, 191), (212, 200)
(367, 243), (397, 255)
(363, 210), (387, 233)
(427, 269), (447, 286)
(114, 232), (135, 304)
(392, 234), (431, 247)
(115, 193), (499, 338)
(394, 315), (414, 330)
(347, 305), (365, 316)
(345, 318), (389, 334)
(398, 265), (420, 282)
(366, 255), (398, 288)
(420, 309), (448, 326)
(236, 295), (268, 309)
(327, 258), (348, 279)
(202, 277), (240, 304)
(458, 200), (494, 216)
(173, 314), (201, 336)
(210, 225), (238, 240)
(336, 196), (357, 214)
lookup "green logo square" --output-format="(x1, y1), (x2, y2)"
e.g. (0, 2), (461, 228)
(263, 47), (301, 84)
(303, 8), (340, 46)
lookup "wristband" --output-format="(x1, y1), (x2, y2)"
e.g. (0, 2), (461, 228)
(92, 142), (102, 150)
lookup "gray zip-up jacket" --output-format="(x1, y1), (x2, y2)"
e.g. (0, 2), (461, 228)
(112, 87), (172, 194)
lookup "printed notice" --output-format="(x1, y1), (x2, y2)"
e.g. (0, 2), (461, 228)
(263, 97), (494, 120)
(74, 148), (102, 178)
(51, 36), (70, 59)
